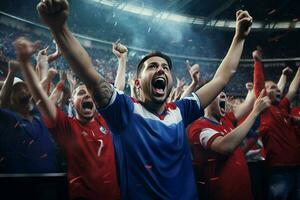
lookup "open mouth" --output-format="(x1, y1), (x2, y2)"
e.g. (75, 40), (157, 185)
(152, 77), (166, 96)
(219, 101), (226, 114)
(82, 101), (94, 110)
(275, 93), (281, 100)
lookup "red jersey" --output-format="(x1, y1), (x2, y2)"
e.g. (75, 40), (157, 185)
(259, 98), (300, 167)
(253, 60), (300, 167)
(291, 106), (300, 137)
(45, 108), (120, 200)
(238, 114), (266, 162)
(188, 113), (253, 200)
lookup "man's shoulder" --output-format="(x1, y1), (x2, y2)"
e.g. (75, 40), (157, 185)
(188, 118), (211, 136)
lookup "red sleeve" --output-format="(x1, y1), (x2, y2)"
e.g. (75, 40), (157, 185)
(254, 60), (266, 98)
(187, 120), (202, 143)
(43, 108), (71, 146)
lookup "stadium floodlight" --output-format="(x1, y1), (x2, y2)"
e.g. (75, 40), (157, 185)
(274, 22), (291, 29)
(95, 0), (114, 7)
(168, 14), (193, 23)
(251, 22), (263, 29)
(121, 4), (153, 16)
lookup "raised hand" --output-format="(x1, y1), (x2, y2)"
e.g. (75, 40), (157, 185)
(37, 0), (69, 30)
(48, 41), (62, 63)
(112, 41), (128, 60)
(253, 89), (271, 114)
(235, 10), (253, 40)
(252, 48), (262, 61)
(189, 64), (200, 84)
(13, 37), (40, 62)
(282, 66), (293, 76)
(36, 46), (49, 63)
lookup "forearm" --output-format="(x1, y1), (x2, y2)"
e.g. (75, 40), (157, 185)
(286, 70), (300, 100)
(48, 52), (60, 63)
(196, 36), (245, 108)
(36, 60), (49, 81)
(50, 25), (112, 107)
(254, 60), (265, 97)
(20, 61), (56, 122)
(49, 81), (64, 104)
(211, 110), (259, 155)
(0, 71), (15, 108)
(180, 81), (197, 99)
(214, 36), (245, 84)
(277, 74), (287, 93)
(40, 76), (53, 94)
(114, 58), (126, 91)
(234, 90), (255, 120)
(50, 25), (101, 86)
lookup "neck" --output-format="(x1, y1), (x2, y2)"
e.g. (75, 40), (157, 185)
(76, 114), (94, 124)
(142, 99), (166, 115)
(204, 109), (221, 123)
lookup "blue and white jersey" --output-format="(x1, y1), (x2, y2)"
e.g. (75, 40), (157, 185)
(98, 88), (204, 200)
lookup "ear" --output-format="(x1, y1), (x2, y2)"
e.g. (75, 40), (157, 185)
(135, 79), (141, 89)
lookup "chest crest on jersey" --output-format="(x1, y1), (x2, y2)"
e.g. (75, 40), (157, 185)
(99, 126), (107, 134)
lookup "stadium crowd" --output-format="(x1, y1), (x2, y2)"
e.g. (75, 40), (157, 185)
(0, 0), (300, 200)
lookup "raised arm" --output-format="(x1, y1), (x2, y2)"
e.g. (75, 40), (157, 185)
(0, 61), (19, 108)
(196, 10), (252, 108)
(14, 37), (57, 124)
(181, 64), (200, 99)
(36, 47), (49, 81)
(37, 0), (113, 107)
(234, 82), (256, 120)
(113, 41), (128, 91)
(127, 72), (138, 98)
(40, 67), (57, 94)
(277, 67), (292, 93)
(211, 90), (270, 155)
(49, 71), (66, 104)
(285, 66), (300, 101)
(252, 49), (266, 98)
(47, 41), (62, 63)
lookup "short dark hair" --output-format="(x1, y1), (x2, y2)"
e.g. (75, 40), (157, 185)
(136, 51), (172, 77)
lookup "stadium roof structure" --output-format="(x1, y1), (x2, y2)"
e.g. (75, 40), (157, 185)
(92, 0), (300, 30)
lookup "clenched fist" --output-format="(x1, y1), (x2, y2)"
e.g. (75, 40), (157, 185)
(37, 0), (69, 30)
(252, 49), (262, 61)
(235, 10), (253, 40)
(112, 41), (128, 60)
